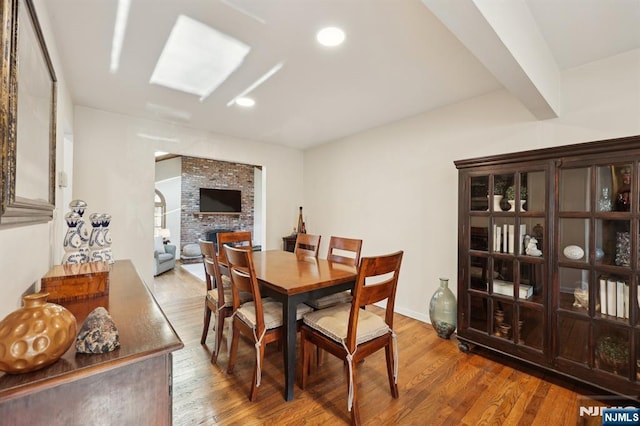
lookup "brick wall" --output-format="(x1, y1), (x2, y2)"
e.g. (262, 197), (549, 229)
(181, 156), (255, 246)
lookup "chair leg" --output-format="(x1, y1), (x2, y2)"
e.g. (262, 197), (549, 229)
(348, 364), (360, 425)
(300, 335), (311, 390)
(211, 310), (224, 363)
(385, 343), (399, 398)
(226, 321), (240, 375)
(316, 347), (326, 367)
(249, 339), (265, 402)
(200, 304), (212, 345)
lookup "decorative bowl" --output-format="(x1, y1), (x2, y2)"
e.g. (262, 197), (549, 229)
(596, 335), (629, 374)
(563, 245), (584, 260)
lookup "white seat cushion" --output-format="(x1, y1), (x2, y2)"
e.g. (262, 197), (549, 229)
(306, 291), (353, 309)
(303, 303), (390, 345)
(219, 274), (231, 287)
(237, 298), (313, 330)
(207, 288), (252, 308)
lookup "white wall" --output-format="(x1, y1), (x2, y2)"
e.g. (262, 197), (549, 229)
(73, 107), (304, 286)
(155, 157), (182, 255)
(254, 167), (264, 248)
(304, 49), (640, 323)
(0, 0), (75, 318)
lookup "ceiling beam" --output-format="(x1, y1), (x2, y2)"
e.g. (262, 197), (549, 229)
(422, 0), (560, 119)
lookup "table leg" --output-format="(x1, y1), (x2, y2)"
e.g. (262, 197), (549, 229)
(282, 297), (297, 401)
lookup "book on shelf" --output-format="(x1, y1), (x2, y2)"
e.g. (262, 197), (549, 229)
(519, 224), (526, 255)
(508, 224), (515, 254)
(493, 279), (533, 299)
(607, 278), (617, 317)
(503, 224), (508, 254)
(599, 276), (630, 318)
(493, 225), (502, 252)
(616, 280), (625, 318)
(599, 276), (608, 315)
(624, 281), (630, 318)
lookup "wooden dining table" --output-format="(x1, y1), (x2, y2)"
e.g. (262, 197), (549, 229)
(250, 250), (357, 401)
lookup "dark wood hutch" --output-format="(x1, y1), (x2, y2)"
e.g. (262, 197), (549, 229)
(455, 134), (640, 400)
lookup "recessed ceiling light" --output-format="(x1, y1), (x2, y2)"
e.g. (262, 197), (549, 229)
(234, 97), (255, 107)
(316, 27), (345, 47)
(226, 61), (284, 107)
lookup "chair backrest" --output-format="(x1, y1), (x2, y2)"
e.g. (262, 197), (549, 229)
(294, 233), (321, 258)
(346, 251), (404, 350)
(326, 236), (363, 267)
(199, 239), (216, 291)
(203, 255), (228, 307)
(224, 244), (266, 334)
(217, 231), (252, 265)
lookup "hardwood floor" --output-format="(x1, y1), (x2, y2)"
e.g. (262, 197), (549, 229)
(152, 262), (614, 425)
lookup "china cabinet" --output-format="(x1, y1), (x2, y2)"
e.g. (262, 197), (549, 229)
(455, 135), (640, 400)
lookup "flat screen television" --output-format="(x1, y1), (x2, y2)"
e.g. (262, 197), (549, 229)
(199, 188), (242, 213)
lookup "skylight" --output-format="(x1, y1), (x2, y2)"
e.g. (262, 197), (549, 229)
(150, 15), (250, 100)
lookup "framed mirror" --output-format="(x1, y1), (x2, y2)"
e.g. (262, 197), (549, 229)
(0, 0), (57, 227)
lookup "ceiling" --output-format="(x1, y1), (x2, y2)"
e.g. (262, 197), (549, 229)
(43, 0), (640, 150)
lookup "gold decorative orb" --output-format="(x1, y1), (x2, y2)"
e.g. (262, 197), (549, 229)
(0, 292), (77, 374)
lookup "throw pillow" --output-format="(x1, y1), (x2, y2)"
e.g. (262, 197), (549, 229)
(154, 236), (165, 253)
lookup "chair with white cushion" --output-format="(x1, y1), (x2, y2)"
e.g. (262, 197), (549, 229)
(300, 250), (404, 425)
(294, 233), (321, 258)
(306, 236), (362, 310)
(199, 239), (251, 364)
(224, 244), (313, 401)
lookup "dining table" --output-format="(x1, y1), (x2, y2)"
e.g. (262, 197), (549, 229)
(250, 250), (357, 401)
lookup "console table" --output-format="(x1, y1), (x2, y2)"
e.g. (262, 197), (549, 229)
(282, 235), (297, 252)
(0, 260), (183, 425)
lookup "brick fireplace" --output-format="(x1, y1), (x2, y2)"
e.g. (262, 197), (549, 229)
(180, 156), (256, 247)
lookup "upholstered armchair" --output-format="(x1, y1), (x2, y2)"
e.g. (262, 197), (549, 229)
(154, 236), (176, 276)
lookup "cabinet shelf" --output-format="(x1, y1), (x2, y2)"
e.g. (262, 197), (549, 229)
(456, 134), (640, 400)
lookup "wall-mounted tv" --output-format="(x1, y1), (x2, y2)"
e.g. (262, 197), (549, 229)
(199, 188), (242, 213)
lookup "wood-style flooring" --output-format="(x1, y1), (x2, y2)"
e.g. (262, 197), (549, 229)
(151, 261), (615, 425)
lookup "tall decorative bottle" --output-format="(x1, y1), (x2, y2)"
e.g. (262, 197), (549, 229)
(428, 277), (457, 339)
(297, 206), (306, 234)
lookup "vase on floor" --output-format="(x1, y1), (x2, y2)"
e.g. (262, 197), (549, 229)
(428, 277), (457, 339)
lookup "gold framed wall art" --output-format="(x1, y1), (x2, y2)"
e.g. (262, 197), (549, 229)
(0, 0), (57, 227)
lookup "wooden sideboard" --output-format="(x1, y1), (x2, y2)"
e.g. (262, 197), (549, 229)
(282, 235), (297, 252)
(0, 260), (183, 425)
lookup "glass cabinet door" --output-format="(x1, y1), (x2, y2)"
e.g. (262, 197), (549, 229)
(463, 168), (547, 354)
(557, 161), (637, 379)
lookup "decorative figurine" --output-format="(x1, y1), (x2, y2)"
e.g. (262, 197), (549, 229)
(62, 212), (84, 264)
(101, 214), (114, 264)
(89, 213), (106, 262)
(69, 200), (90, 263)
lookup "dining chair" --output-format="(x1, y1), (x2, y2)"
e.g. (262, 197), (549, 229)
(294, 233), (321, 258)
(216, 231), (253, 264)
(300, 250), (404, 425)
(199, 239), (217, 344)
(306, 236), (363, 310)
(224, 244), (313, 402)
(199, 238), (251, 364)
